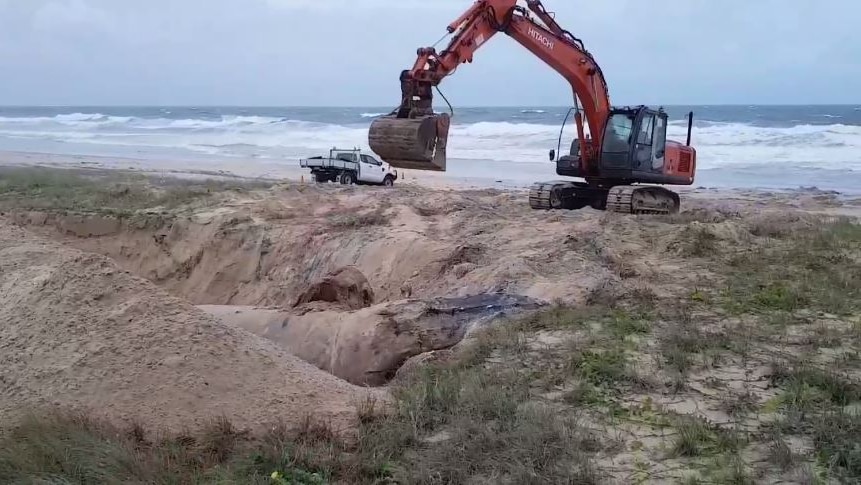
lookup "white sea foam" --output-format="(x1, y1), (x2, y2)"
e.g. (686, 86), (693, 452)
(0, 113), (859, 174)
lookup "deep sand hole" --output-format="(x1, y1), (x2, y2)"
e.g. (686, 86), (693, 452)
(0, 221), (378, 433)
(8, 211), (545, 386)
(200, 293), (543, 386)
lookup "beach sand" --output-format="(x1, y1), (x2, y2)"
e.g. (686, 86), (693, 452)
(1, 156), (859, 482)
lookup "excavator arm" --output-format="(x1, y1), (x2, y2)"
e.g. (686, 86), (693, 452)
(368, 0), (611, 174)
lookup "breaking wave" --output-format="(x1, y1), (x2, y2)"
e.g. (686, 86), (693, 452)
(0, 112), (859, 172)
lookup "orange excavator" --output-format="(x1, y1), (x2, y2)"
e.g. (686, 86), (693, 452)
(368, 0), (697, 214)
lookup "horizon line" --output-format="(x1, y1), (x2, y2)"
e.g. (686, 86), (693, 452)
(0, 103), (858, 109)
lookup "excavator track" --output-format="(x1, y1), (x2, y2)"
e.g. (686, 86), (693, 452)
(530, 182), (680, 214)
(528, 182), (562, 210)
(606, 185), (680, 215)
(528, 181), (594, 210)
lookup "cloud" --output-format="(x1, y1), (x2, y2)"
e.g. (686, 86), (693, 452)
(0, 0), (857, 105)
(264, 0), (462, 10)
(33, 0), (112, 32)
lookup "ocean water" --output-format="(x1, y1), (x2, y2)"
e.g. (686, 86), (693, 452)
(0, 105), (859, 193)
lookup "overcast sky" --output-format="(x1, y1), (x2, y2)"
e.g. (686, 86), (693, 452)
(0, 0), (857, 106)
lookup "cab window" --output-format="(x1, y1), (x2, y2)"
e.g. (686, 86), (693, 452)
(634, 114), (655, 167)
(361, 155), (381, 165)
(603, 114), (634, 152)
(654, 116), (667, 158)
(638, 115), (654, 146)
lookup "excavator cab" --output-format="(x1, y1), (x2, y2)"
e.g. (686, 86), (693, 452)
(599, 106), (667, 179)
(599, 106), (695, 185)
(553, 106), (695, 187)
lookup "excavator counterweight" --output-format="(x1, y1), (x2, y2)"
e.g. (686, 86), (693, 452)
(368, 113), (450, 171)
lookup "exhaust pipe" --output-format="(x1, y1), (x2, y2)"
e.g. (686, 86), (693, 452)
(686, 111), (693, 147)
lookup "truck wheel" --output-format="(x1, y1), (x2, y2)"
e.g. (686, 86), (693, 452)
(340, 172), (355, 185)
(314, 173), (328, 184)
(383, 175), (395, 187)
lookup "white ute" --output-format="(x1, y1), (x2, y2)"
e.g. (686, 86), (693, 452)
(300, 147), (398, 186)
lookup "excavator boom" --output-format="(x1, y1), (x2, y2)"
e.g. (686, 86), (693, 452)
(368, 0), (610, 174)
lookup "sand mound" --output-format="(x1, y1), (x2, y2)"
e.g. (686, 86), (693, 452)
(0, 223), (378, 434)
(203, 294), (541, 386)
(294, 266), (374, 311)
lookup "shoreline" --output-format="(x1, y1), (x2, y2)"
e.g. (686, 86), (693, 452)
(1, 149), (860, 205)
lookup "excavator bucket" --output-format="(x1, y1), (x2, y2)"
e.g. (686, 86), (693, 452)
(368, 113), (450, 172)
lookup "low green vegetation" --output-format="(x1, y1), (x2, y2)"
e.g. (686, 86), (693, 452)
(722, 217), (861, 316)
(670, 415), (745, 458)
(0, 342), (604, 484)
(0, 166), (275, 216)
(714, 217), (861, 482)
